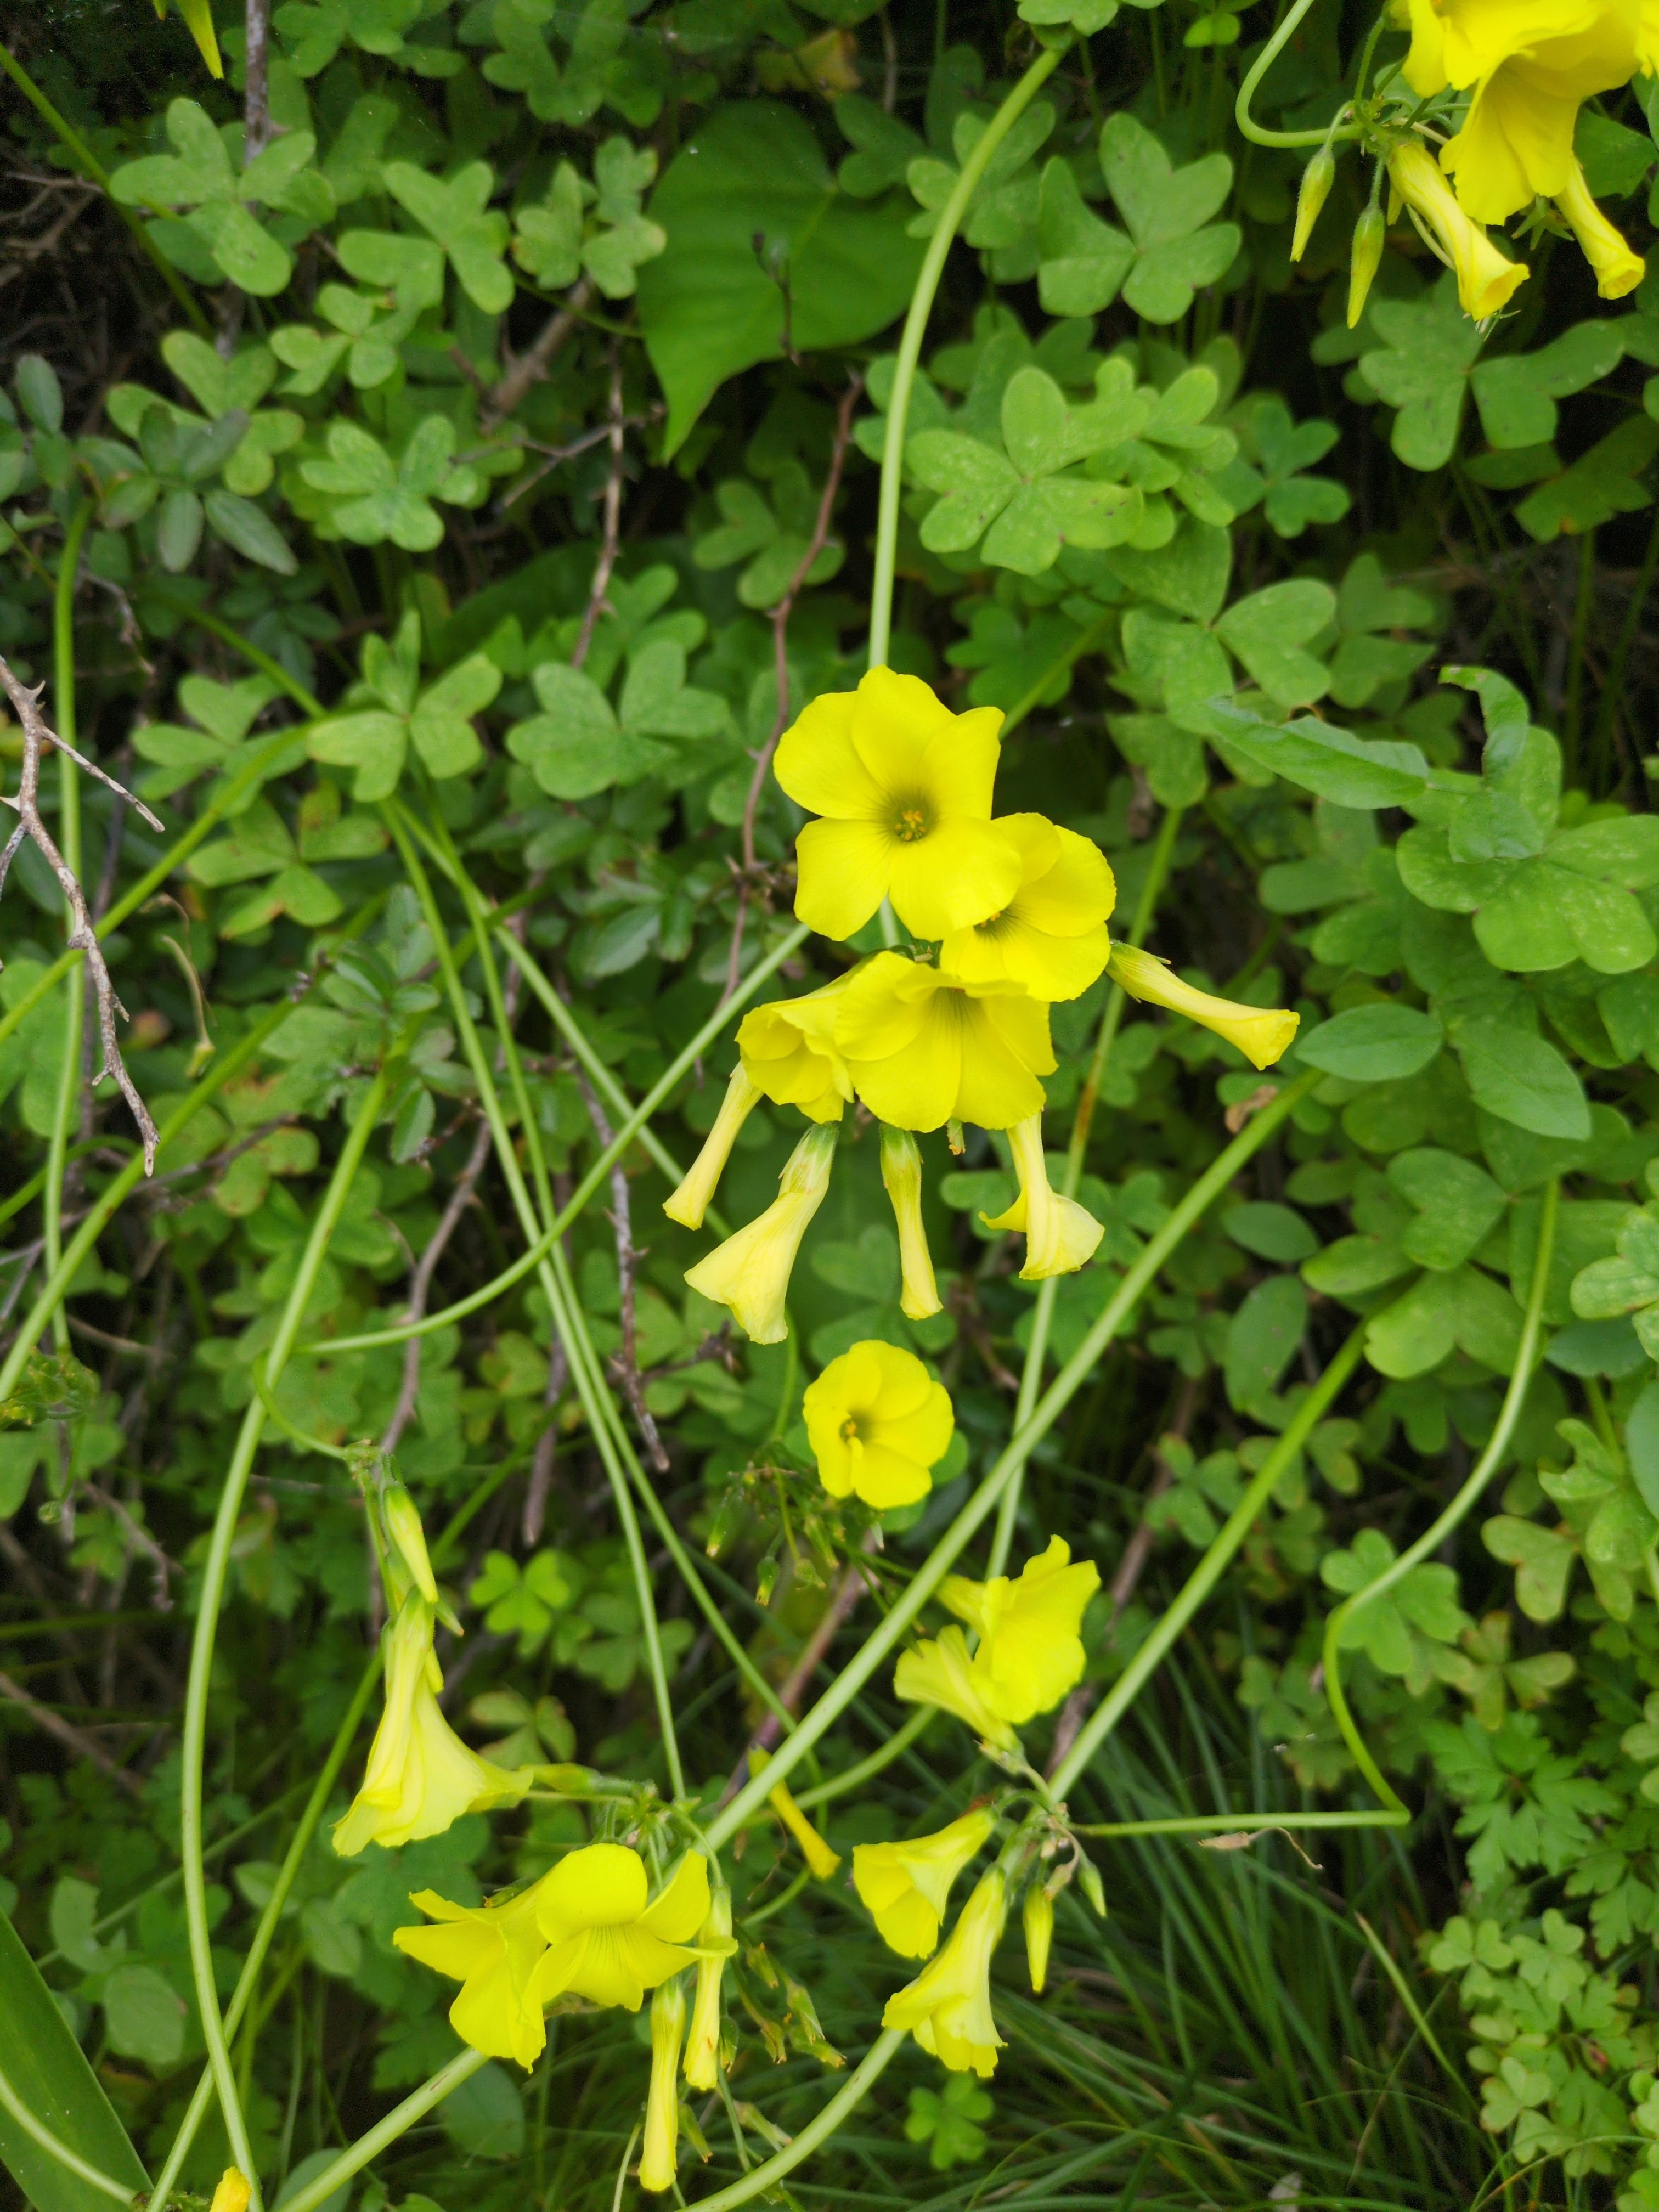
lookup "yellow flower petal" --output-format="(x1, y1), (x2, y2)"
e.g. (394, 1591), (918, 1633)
(534, 1840), (648, 1938)
(639, 1978), (686, 2193)
(882, 1869), (1007, 2076)
(737, 979), (853, 1124)
(879, 1125), (943, 1319)
(1107, 944), (1299, 1070)
(793, 816), (897, 940)
(684, 1123), (837, 1343)
(982, 1115), (1104, 1281)
(942, 1536), (1101, 1726)
(853, 1810), (995, 1959)
(774, 688), (876, 817)
(894, 1626), (1019, 1748)
(640, 1853), (713, 1944)
(887, 817), (1024, 939)
(663, 1067), (761, 1229)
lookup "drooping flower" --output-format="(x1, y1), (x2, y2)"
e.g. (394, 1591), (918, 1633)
(333, 1598), (531, 1858)
(980, 1116), (1104, 1282)
(835, 953), (1054, 1133)
(882, 1867), (1008, 2076)
(766, 1773), (842, 1879)
(736, 978), (853, 1124)
(394, 1880), (551, 2067)
(684, 1122), (837, 1344)
(1106, 944), (1299, 1071)
(852, 1809), (995, 1959)
(803, 1339), (954, 1511)
(1385, 139), (1530, 321)
(940, 1537), (1101, 1727)
(1555, 154), (1646, 295)
(664, 1068), (761, 1231)
(894, 1626), (1019, 1751)
(682, 1884), (735, 2092)
(528, 1844), (709, 2013)
(939, 816), (1115, 1003)
(639, 1977), (686, 2194)
(1023, 1884), (1054, 1994)
(774, 668), (1023, 941)
(880, 1125), (943, 1319)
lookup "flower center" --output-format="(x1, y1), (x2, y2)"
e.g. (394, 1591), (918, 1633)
(891, 802), (932, 844)
(840, 1416), (861, 1442)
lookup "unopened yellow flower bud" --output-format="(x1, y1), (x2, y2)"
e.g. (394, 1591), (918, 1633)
(1292, 145), (1335, 261)
(382, 1482), (438, 1602)
(663, 1066), (761, 1229)
(1555, 155), (1645, 300)
(1022, 1884), (1054, 1994)
(639, 1977), (686, 2193)
(683, 1885), (734, 2091)
(209, 2171), (251, 2212)
(880, 1125), (942, 1319)
(764, 1768), (841, 1879)
(1107, 944), (1298, 1070)
(684, 1122), (837, 1344)
(1346, 202), (1386, 329)
(981, 1115), (1103, 1282)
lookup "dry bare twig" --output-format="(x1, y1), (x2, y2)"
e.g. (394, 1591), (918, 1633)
(576, 1073), (669, 1473)
(0, 1666), (144, 1794)
(0, 652), (162, 1170)
(571, 348), (628, 673)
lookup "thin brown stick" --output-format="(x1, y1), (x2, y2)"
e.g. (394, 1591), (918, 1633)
(380, 1120), (493, 1455)
(521, 1331), (568, 1549)
(78, 1482), (176, 1611)
(571, 350), (627, 673)
(483, 276), (594, 430)
(244, 0), (273, 159)
(0, 655), (162, 1170)
(0, 1667), (144, 1794)
(575, 1076), (669, 1472)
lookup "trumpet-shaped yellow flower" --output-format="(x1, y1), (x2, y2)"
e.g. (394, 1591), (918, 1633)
(852, 1809), (995, 1959)
(664, 1068), (760, 1230)
(882, 1868), (1008, 2076)
(1556, 155), (1646, 295)
(940, 816), (1115, 1002)
(1107, 944), (1299, 1071)
(803, 1339), (954, 1511)
(835, 953), (1054, 1133)
(894, 1626), (1019, 1750)
(981, 1116), (1104, 1282)
(1386, 140), (1530, 320)
(941, 1537), (1101, 1726)
(394, 1880), (551, 2067)
(1023, 1885), (1054, 1994)
(382, 1481), (439, 1603)
(880, 1126), (943, 1319)
(684, 1122), (837, 1344)
(334, 1599), (530, 1858)
(768, 1774), (842, 1878)
(528, 1844), (709, 2012)
(736, 979), (853, 1124)
(775, 668), (1022, 941)
(682, 1886), (735, 2091)
(208, 2171), (251, 2212)
(639, 1978), (686, 2194)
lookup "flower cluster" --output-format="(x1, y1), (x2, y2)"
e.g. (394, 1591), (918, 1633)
(896, 1538), (1101, 1748)
(668, 671), (1297, 1342)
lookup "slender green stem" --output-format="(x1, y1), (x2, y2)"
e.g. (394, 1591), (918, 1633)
(178, 1060), (399, 2208)
(998, 610), (1116, 739)
(1590, 503), (1659, 787)
(792, 1706), (933, 1808)
(1352, 1911), (1470, 2098)
(990, 803), (1184, 1573)
(43, 500), (94, 1352)
(1073, 1809), (1405, 1837)
(867, 41), (1068, 668)
(1321, 1180), (1559, 1810)
(1235, 0), (1356, 149)
(272, 2047), (490, 2212)
(0, 2059), (140, 2204)
(1047, 1319), (1367, 1804)
(687, 2030), (906, 2212)
(706, 1073), (1319, 1853)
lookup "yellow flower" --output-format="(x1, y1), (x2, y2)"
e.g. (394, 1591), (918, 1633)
(529, 1843), (709, 2012)
(208, 2172), (251, 2212)
(684, 1122), (837, 1343)
(894, 1626), (1019, 1750)
(980, 1116), (1103, 1282)
(835, 952), (1054, 1132)
(766, 1774), (842, 1879)
(882, 1867), (1008, 2076)
(880, 1126), (943, 1319)
(774, 668), (1022, 941)
(1106, 943), (1299, 1071)
(803, 1339), (954, 1511)
(1555, 154), (1646, 294)
(1386, 140), (1530, 320)
(736, 978), (853, 1124)
(1022, 1885), (1054, 1995)
(1403, 0), (1621, 94)
(382, 1480), (439, 1603)
(941, 1536), (1100, 1727)
(394, 1881), (550, 2068)
(939, 815), (1115, 1003)
(851, 1809), (995, 1959)
(639, 1978), (686, 2194)
(663, 1068), (760, 1231)
(682, 1885), (735, 2092)
(333, 1599), (529, 1858)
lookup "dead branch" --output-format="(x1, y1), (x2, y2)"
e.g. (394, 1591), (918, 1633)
(577, 1074), (669, 1473)
(483, 276), (594, 430)
(571, 349), (627, 673)
(244, 0), (273, 158)
(0, 1666), (144, 1794)
(380, 1120), (493, 1455)
(0, 654), (162, 1171)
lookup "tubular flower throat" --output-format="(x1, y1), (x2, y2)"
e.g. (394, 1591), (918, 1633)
(1023, 1885), (1055, 1995)
(333, 1596), (531, 1858)
(1107, 943), (1299, 1071)
(1386, 138), (1530, 320)
(853, 1809), (996, 1959)
(684, 1121), (837, 1344)
(803, 1338), (955, 1511)
(894, 1624), (1020, 1750)
(1555, 154), (1646, 295)
(737, 977), (855, 1124)
(639, 1978), (686, 2195)
(880, 1125), (944, 1319)
(941, 1536), (1102, 1727)
(394, 1881), (551, 2068)
(981, 1115), (1104, 1282)
(663, 1067), (760, 1231)
(940, 815), (1116, 1003)
(775, 668), (1023, 943)
(882, 1867), (1008, 2077)
(682, 1886), (735, 2092)
(528, 1843), (709, 2013)
(835, 952), (1055, 1134)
